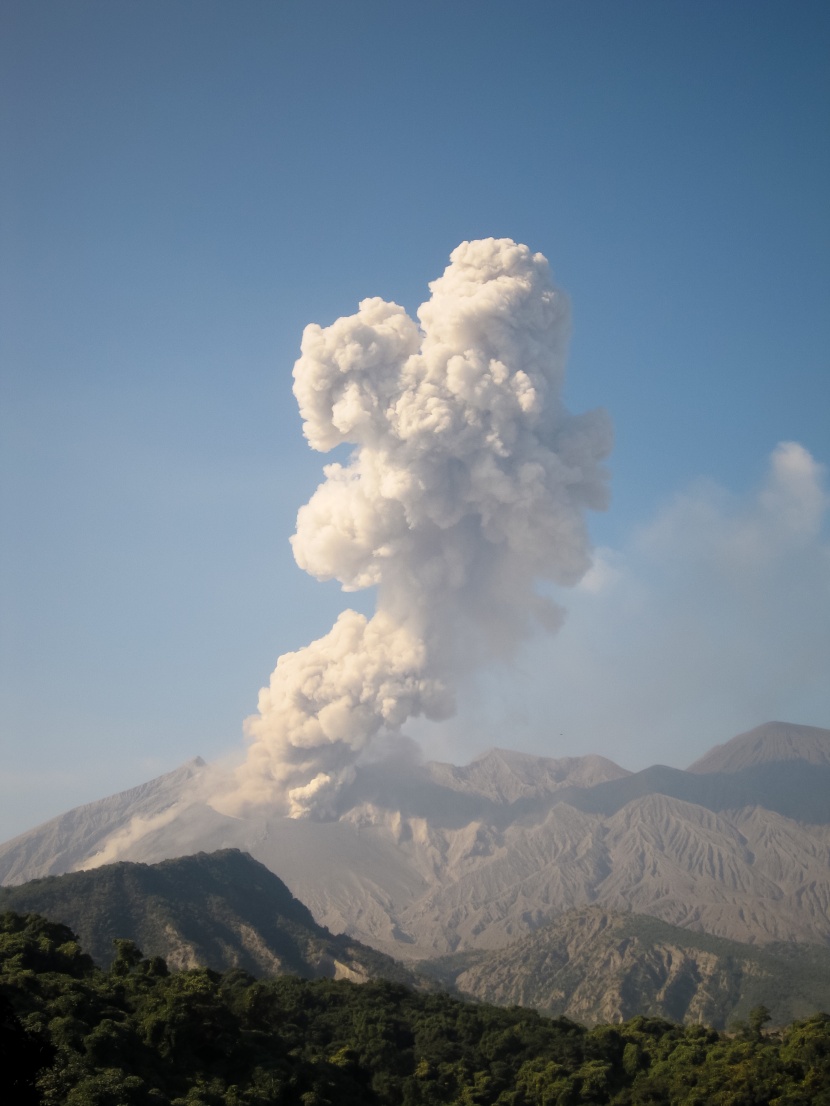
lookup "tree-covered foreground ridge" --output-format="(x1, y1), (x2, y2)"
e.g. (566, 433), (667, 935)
(2, 912), (829, 1106)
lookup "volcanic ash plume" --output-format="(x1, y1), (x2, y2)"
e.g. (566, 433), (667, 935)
(220, 238), (612, 818)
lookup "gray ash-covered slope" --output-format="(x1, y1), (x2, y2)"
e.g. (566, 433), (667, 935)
(0, 848), (419, 985)
(1, 722), (829, 958)
(0, 747), (626, 886)
(421, 905), (830, 1029)
(422, 748), (630, 804)
(0, 758), (207, 886)
(688, 721), (830, 774)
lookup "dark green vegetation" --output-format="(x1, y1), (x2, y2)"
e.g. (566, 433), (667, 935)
(425, 907), (830, 1030)
(0, 850), (419, 985)
(3, 911), (830, 1105)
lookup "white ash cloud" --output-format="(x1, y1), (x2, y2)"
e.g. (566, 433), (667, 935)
(218, 239), (611, 817)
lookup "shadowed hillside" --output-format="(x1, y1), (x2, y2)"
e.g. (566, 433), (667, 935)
(0, 849), (421, 986)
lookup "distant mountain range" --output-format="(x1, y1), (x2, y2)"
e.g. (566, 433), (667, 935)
(1, 721), (829, 961)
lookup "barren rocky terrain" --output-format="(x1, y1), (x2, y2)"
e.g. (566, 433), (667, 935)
(2, 721), (828, 960)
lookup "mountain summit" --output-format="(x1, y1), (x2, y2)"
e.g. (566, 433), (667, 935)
(0, 757), (208, 885)
(687, 721), (830, 773)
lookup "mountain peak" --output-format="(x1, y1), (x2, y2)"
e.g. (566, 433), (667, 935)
(0, 756), (209, 886)
(688, 721), (830, 774)
(424, 747), (629, 802)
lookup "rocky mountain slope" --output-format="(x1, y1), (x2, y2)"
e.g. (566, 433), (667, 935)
(0, 848), (420, 984)
(5, 849), (829, 1030)
(422, 905), (830, 1029)
(1, 722), (828, 958)
(0, 756), (208, 885)
(688, 720), (830, 773)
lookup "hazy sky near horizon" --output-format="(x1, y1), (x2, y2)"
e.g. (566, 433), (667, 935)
(2, 1), (829, 840)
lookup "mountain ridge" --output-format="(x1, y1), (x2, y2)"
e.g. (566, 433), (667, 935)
(0, 848), (421, 986)
(2, 722), (828, 958)
(688, 721), (830, 773)
(422, 904), (830, 1028)
(0, 757), (208, 885)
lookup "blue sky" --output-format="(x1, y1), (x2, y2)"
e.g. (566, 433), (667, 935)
(2, 0), (828, 839)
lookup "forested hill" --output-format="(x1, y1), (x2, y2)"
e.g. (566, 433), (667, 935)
(2, 911), (830, 1106)
(0, 848), (419, 985)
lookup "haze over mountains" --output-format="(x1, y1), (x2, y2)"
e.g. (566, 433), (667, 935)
(2, 722), (829, 963)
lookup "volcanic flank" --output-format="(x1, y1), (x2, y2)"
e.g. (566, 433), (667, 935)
(3, 722), (829, 961)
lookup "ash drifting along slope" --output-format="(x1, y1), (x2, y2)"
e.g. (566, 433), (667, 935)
(1, 725), (829, 958)
(0, 758), (207, 885)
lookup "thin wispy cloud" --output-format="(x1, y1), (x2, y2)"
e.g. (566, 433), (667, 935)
(422, 442), (829, 770)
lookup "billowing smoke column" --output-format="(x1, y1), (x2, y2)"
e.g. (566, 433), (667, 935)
(223, 239), (612, 818)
